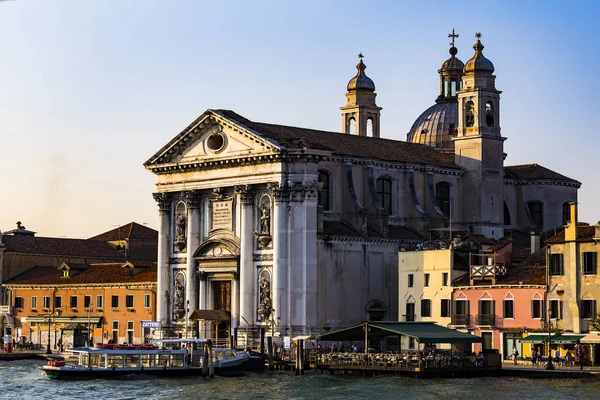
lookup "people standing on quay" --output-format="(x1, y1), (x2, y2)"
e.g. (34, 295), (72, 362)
(512, 345), (518, 365)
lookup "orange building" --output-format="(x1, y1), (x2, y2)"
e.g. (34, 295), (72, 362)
(3, 261), (157, 351)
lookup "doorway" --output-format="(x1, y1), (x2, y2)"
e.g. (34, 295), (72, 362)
(212, 280), (231, 346)
(482, 332), (493, 351)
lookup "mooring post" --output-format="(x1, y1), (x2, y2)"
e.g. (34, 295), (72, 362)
(202, 342), (209, 376)
(267, 336), (274, 370)
(299, 339), (304, 376)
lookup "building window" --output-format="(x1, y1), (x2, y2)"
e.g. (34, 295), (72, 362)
(126, 295), (134, 308)
(441, 299), (450, 317)
(111, 295), (119, 308)
(14, 296), (24, 309)
(112, 321), (119, 330)
(442, 273), (449, 286)
(31, 296), (37, 309)
(485, 101), (494, 127)
(424, 273), (430, 287)
(408, 337), (415, 349)
(465, 101), (475, 127)
(435, 182), (450, 216)
(376, 176), (393, 215)
(421, 299), (432, 317)
(549, 253), (564, 275)
(408, 274), (414, 288)
(144, 294), (151, 309)
(55, 296), (62, 309)
(366, 118), (374, 137)
(562, 202), (571, 226)
(70, 296), (78, 309)
(582, 300), (597, 319)
(112, 321), (119, 343)
(503, 300), (514, 319)
(549, 299), (563, 320)
(583, 252), (598, 275)
(528, 201), (544, 228)
(97, 295), (103, 309)
(43, 296), (50, 309)
(84, 296), (91, 309)
(405, 303), (415, 322)
(504, 202), (511, 225)
(531, 299), (543, 319)
(318, 171), (330, 211)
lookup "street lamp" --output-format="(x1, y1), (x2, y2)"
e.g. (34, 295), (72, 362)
(46, 313), (52, 354)
(545, 244), (555, 370)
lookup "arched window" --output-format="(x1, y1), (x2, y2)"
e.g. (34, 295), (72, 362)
(366, 118), (373, 137)
(528, 201), (544, 228)
(376, 176), (393, 215)
(318, 171), (330, 211)
(349, 118), (356, 135)
(562, 202), (571, 226)
(504, 202), (511, 225)
(465, 101), (475, 127)
(435, 182), (450, 216)
(485, 101), (494, 127)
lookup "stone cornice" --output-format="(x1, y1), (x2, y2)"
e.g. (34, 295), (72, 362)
(503, 179), (581, 189)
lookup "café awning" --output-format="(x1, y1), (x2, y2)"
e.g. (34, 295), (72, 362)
(317, 321), (483, 344)
(521, 333), (585, 344)
(0, 314), (21, 328)
(580, 332), (600, 344)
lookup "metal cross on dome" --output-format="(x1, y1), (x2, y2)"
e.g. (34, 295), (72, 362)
(448, 29), (459, 47)
(358, 53), (364, 61)
(475, 32), (482, 40)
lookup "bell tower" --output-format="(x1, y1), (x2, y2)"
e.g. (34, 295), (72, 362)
(340, 54), (382, 138)
(453, 33), (505, 239)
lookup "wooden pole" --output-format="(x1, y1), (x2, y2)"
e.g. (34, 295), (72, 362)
(208, 339), (214, 378)
(202, 342), (209, 376)
(299, 339), (304, 376)
(267, 336), (274, 370)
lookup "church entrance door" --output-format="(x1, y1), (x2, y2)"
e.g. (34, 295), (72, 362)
(212, 280), (231, 346)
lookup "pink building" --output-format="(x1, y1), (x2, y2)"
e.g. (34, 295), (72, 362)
(451, 248), (546, 359)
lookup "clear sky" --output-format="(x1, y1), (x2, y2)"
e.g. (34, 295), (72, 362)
(1, 0), (598, 238)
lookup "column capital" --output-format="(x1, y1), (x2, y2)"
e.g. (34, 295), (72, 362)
(234, 185), (255, 204)
(198, 271), (208, 281)
(269, 181), (322, 202)
(267, 181), (291, 203)
(153, 192), (171, 211)
(184, 190), (202, 209)
(232, 271), (240, 280)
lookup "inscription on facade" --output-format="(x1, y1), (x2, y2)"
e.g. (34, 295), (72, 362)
(212, 199), (233, 230)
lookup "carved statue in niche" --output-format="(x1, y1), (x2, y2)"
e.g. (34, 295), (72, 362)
(174, 277), (184, 314)
(174, 213), (187, 251)
(465, 101), (475, 127)
(260, 205), (270, 235)
(258, 274), (272, 320)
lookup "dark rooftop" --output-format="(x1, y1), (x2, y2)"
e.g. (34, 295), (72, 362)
(89, 222), (158, 242)
(504, 163), (579, 185)
(1, 235), (125, 258)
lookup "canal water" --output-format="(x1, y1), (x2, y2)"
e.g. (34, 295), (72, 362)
(1, 360), (599, 399)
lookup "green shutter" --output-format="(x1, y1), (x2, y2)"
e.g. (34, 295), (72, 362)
(559, 254), (564, 275)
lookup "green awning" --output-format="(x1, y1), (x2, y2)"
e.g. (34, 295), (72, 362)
(317, 321), (483, 344)
(552, 334), (586, 344)
(520, 333), (558, 343)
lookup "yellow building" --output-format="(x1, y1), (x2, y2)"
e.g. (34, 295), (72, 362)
(3, 261), (157, 351)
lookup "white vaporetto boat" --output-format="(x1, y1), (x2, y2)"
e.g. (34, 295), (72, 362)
(42, 338), (263, 379)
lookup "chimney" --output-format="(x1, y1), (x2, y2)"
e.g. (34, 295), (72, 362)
(530, 231), (540, 254)
(565, 202), (578, 242)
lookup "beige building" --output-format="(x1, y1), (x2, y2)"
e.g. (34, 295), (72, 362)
(548, 204), (600, 335)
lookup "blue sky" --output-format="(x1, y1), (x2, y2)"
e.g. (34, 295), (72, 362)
(1, 0), (598, 237)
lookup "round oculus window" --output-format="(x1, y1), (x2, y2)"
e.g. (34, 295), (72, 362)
(206, 133), (225, 152)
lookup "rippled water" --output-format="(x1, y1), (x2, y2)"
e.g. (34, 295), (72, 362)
(1, 360), (599, 400)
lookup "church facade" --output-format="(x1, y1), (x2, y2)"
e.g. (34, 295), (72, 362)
(144, 34), (579, 344)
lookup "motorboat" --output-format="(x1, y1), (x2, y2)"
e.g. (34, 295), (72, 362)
(42, 338), (262, 379)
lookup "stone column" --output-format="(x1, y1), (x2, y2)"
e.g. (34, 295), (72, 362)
(153, 192), (171, 326)
(303, 182), (320, 332)
(269, 182), (290, 328)
(231, 272), (240, 337)
(235, 185), (255, 328)
(185, 190), (202, 322)
(198, 272), (207, 338)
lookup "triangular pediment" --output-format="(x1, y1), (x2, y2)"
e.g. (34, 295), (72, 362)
(145, 109), (281, 168)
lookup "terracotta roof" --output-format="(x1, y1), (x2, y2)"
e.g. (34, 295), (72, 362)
(89, 222), (158, 242)
(504, 163), (579, 185)
(548, 225), (597, 243)
(4, 262), (157, 286)
(466, 234), (497, 246)
(1, 235), (124, 258)
(518, 246), (547, 268)
(215, 110), (459, 169)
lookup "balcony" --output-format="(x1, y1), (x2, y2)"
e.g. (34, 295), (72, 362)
(476, 314), (496, 327)
(451, 314), (471, 327)
(0, 305), (14, 315)
(469, 253), (508, 284)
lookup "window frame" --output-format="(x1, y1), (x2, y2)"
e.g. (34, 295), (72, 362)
(31, 296), (37, 309)
(549, 253), (564, 276)
(421, 299), (432, 317)
(531, 299), (543, 319)
(408, 274), (414, 288)
(376, 176), (393, 215)
(549, 299), (563, 320)
(84, 295), (91, 309)
(144, 294), (151, 309)
(317, 170), (331, 211)
(125, 294), (134, 309)
(14, 296), (24, 309)
(442, 272), (449, 286)
(582, 299), (597, 319)
(111, 295), (119, 308)
(43, 296), (51, 309)
(96, 295), (103, 309)
(528, 200), (544, 228)
(435, 182), (451, 216)
(424, 273), (430, 287)
(440, 299), (450, 318)
(582, 252), (597, 275)
(54, 296), (62, 309)
(503, 299), (514, 319)
(70, 295), (78, 309)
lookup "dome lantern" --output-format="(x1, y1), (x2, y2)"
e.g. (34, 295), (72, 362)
(464, 32), (495, 74)
(346, 53), (376, 92)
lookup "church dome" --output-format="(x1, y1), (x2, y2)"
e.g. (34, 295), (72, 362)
(406, 101), (458, 152)
(440, 47), (465, 72)
(464, 38), (494, 74)
(347, 57), (376, 92)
